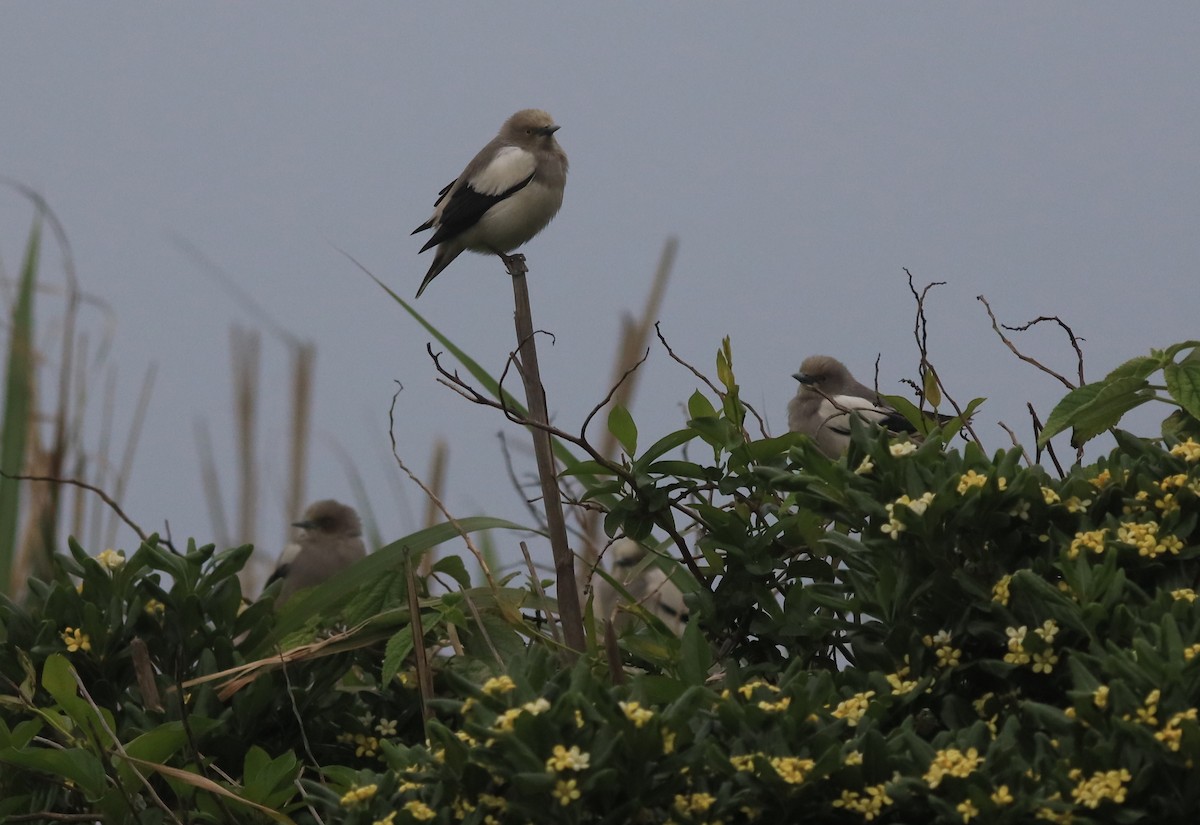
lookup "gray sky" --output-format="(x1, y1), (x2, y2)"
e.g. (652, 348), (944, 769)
(2, 5), (1198, 574)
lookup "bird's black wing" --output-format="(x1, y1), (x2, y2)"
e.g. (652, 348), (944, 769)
(411, 179), (456, 234)
(264, 564), (289, 587)
(418, 172), (535, 252)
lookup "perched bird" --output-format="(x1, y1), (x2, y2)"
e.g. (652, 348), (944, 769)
(593, 539), (689, 636)
(412, 108), (569, 298)
(788, 355), (942, 458)
(266, 500), (366, 606)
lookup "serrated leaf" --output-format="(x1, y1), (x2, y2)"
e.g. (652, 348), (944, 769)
(381, 626), (415, 686)
(607, 404), (638, 456)
(1038, 375), (1152, 448)
(1104, 355), (1160, 383)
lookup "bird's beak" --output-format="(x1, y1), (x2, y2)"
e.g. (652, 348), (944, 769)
(793, 372), (814, 385)
(291, 519), (314, 530)
(541, 125), (561, 136)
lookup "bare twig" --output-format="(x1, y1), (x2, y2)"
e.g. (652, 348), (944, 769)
(977, 295), (1082, 391)
(997, 421), (1034, 467)
(1027, 402), (1067, 478)
(0, 470), (148, 542)
(429, 347), (712, 589)
(387, 383), (497, 589)
(406, 554), (434, 734)
(520, 540), (562, 646)
(653, 323), (769, 437)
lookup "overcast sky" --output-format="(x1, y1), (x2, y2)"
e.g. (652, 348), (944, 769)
(2, 4), (1198, 579)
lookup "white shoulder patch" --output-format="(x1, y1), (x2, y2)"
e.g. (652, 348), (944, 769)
(818, 395), (893, 431)
(468, 145), (537, 196)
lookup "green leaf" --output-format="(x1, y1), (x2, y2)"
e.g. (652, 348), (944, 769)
(381, 626), (415, 686)
(0, 746), (107, 799)
(608, 404), (638, 456)
(1163, 359), (1200, 421)
(431, 554), (473, 590)
(1038, 375), (1153, 448)
(1104, 354), (1160, 383)
(677, 619), (711, 685)
(687, 390), (716, 420)
(922, 365), (942, 408)
(41, 653), (76, 707)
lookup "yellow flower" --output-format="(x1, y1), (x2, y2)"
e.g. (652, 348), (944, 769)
(1033, 619), (1059, 643)
(60, 627), (91, 653)
(522, 698), (551, 715)
(372, 812), (397, 825)
(1031, 649), (1059, 674)
(757, 696), (791, 713)
(889, 441), (917, 457)
(830, 691), (875, 726)
(1067, 528), (1107, 559)
(1184, 643), (1200, 661)
(957, 799), (979, 822)
(885, 670), (917, 696)
(479, 794), (507, 811)
(1169, 438), (1200, 462)
(855, 456), (875, 475)
(936, 644), (963, 669)
(376, 718), (397, 737)
(354, 734), (379, 758)
(403, 801), (436, 822)
(991, 785), (1014, 805)
(1041, 486), (1061, 505)
(552, 778), (581, 806)
(143, 599), (165, 619)
(1155, 709), (1198, 752)
(662, 729), (676, 754)
(96, 548), (125, 570)
(769, 756), (815, 784)
(492, 708), (522, 732)
(1117, 521), (1160, 556)
(991, 574), (1012, 605)
(1070, 768), (1131, 808)
(673, 792), (716, 814)
(1064, 495), (1091, 514)
(924, 747), (983, 788)
(831, 785), (893, 820)
(546, 744), (590, 773)
(844, 750), (864, 766)
(339, 784), (378, 805)
(1171, 588), (1197, 603)
(1093, 684), (1109, 709)
(619, 701), (655, 728)
(956, 470), (989, 493)
(730, 753), (756, 772)
(482, 675), (516, 695)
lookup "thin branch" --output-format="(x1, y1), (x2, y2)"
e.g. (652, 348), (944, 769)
(0, 470), (147, 542)
(977, 295), (1081, 391)
(653, 323), (769, 437)
(996, 421), (1034, 468)
(1027, 403), (1067, 479)
(387, 383), (497, 589)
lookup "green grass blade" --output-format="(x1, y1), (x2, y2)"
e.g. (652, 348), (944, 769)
(0, 219), (41, 596)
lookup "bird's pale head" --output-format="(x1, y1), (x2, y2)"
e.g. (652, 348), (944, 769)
(794, 355), (851, 393)
(293, 499), (362, 538)
(502, 109), (561, 145)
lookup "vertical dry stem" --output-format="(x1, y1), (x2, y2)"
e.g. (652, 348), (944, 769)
(506, 256), (586, 654)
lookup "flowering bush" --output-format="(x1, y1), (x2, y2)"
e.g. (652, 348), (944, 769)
(2, 345), (1200, 823)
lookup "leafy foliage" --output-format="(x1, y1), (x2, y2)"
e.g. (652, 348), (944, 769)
(3, 342), (1200, 823)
